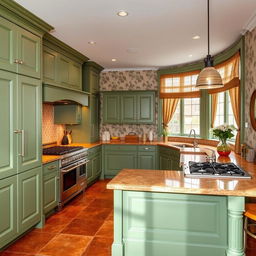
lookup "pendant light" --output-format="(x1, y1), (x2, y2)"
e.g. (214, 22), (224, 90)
(196, 0), (223, 89)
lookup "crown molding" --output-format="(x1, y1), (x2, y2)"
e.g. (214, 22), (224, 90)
(102, 67), (159, 72)
(243, 10), (256, 33)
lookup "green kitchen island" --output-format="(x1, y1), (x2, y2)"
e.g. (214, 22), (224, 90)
(107, 168), (256, 256)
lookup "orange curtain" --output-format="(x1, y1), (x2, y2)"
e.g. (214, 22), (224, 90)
(162, 98), (179, 132)
(229, 87), (240, 154)
(211, 94), (218, 128)
(160, 70), (200, 99)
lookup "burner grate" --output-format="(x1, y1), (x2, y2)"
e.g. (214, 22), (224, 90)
(43, 146), (84, 155)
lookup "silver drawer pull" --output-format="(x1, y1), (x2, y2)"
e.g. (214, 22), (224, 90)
(14, 129), (25, 157)
(144, 147), (149, 150)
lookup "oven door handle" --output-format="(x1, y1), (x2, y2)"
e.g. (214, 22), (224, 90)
(61, 160), (89, 173)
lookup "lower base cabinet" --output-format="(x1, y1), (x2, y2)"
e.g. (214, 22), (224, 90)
(43, 161), (59, 215)
(0, 167), (42, 250)
(0, 176), (18, 249)
(158, 146), (181, 171)
(87, 146), (102, 185)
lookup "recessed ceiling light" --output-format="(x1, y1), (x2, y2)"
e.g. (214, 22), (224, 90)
(192, 35), (200, 40)
(111, 58), (117, 62)
(117, 10), (128, 17)
(88, 41), (96, 45)
(188, 54), (193, 58)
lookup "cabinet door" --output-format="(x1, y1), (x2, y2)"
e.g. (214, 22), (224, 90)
(87, 157), (93, 184)
(103, 94), (120, 123)
(0, 17), (17, 73)
(104, 152), (137, 177)
(69, 61), (82, 90)
(0, 175), (18, 249)
(170, 156), (181, 171)
(92, 152), (102, 179)
(137, 92), (155, 124)
(0, 71), (18, 179)
(90, 95), (99, 142)
(90, 69), (100, 94)
(43, 46), (58, 83)
(17, 28), (41, 79)
(121, 94), (137, 123)
(18, 167), (41, 233)
(43, 172), (59, 214)
(138, 152), (156, 170)
(18, 76), (41, 173)
(159, 154), (171, 170)
(58, 54), (71, 88)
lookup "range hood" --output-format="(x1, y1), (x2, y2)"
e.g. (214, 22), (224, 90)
(43, 84), (89, 106)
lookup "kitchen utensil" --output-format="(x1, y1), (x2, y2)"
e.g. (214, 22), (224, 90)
(67, 130), (72, 144)
(61, 130), (69, 145)
(246, 148), (255, 162)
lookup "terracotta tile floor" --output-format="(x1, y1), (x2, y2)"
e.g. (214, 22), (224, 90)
(1, 179), (113, 256)
(1, 178), (256, 256)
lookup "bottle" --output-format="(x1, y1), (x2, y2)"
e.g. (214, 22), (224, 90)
(149, 131), (154, 142)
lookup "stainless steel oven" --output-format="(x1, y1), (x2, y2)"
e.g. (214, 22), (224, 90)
(59, 150), (89, 208)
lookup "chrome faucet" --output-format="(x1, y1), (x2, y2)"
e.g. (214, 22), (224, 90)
(189, 129), (198, 148)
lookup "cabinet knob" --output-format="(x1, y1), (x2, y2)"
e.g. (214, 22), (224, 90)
(14, 59), (19, 64)
(18, 60), (24, 65)
(48, 165), (56, 170)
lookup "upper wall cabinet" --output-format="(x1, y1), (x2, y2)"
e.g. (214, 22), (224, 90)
(103, 91), (155, 124)
(43, 34), (88, 92)
(0, 17), (41, 79)
(83, 61), (103, 94)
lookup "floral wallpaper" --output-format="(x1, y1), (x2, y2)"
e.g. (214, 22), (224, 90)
(245, 27), (256, 150)
(42, 104), (65, 145)
(99, 70), (159, 139)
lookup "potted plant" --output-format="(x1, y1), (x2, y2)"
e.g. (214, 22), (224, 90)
(211, 124), (236, 156)
(162, 128), (169, 143)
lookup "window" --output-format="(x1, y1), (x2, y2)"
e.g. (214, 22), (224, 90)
(213, 91), (237, 138)
(168, 98), (200, 136)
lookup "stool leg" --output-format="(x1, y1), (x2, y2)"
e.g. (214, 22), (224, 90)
(244, 216), (248, 250)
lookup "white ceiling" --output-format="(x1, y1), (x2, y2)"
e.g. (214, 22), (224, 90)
(15, 0), (256, 69)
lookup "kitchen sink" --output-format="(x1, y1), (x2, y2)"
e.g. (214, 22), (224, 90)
(173, 144), (195, 148)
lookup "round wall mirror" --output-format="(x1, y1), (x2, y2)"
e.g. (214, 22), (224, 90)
(250, 90), (256, 130)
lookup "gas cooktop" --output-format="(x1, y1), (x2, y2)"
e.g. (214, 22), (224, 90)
(43, 146), (84, 155)
(184, 161), (251, 179)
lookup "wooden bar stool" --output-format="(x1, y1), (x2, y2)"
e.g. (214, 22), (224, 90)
(244, 203), (256, 248)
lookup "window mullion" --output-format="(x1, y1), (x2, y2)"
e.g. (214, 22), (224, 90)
(224, 91), (228, 124)
(180, 99), (184, 135)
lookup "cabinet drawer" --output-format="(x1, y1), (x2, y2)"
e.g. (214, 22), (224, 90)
(43, 161), (59, 176)
(104, 145), (138, 151)
(138, 145), (156, 152)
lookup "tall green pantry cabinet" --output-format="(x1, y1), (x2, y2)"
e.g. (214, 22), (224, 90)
(0, 0), (53, 250)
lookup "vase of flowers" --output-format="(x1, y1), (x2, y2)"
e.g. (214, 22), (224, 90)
(211, 124), (236, 157)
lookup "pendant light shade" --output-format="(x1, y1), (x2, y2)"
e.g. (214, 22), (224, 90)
(195, 0), (223, 89)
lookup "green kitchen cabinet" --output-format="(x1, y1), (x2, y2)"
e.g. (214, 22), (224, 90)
(159, 146), (181, 171)
(0, 175), (18, 249)
(0, 71), (18, 179)
(138, 152), (156, 170)
(43, 33), (88, 91)
(0, 17), (41, 79)
(137, 92), (155, 123)
(0, 16), (17, 73)
(83, 61), (103, 94)
(102, 91), (155, 124)
(87, 146), (102, 185)
(121, 94), (137, 123)
(0, 71), (41, 178)
(54, 104), (82, 125)
(43, 161), (59, 214)
(103, 93), (121, 124)
(104, 145), (138, 177)
(18, 167), (41, 234)
(18, 76), (42, 173)
(90, 95), (100, 142)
